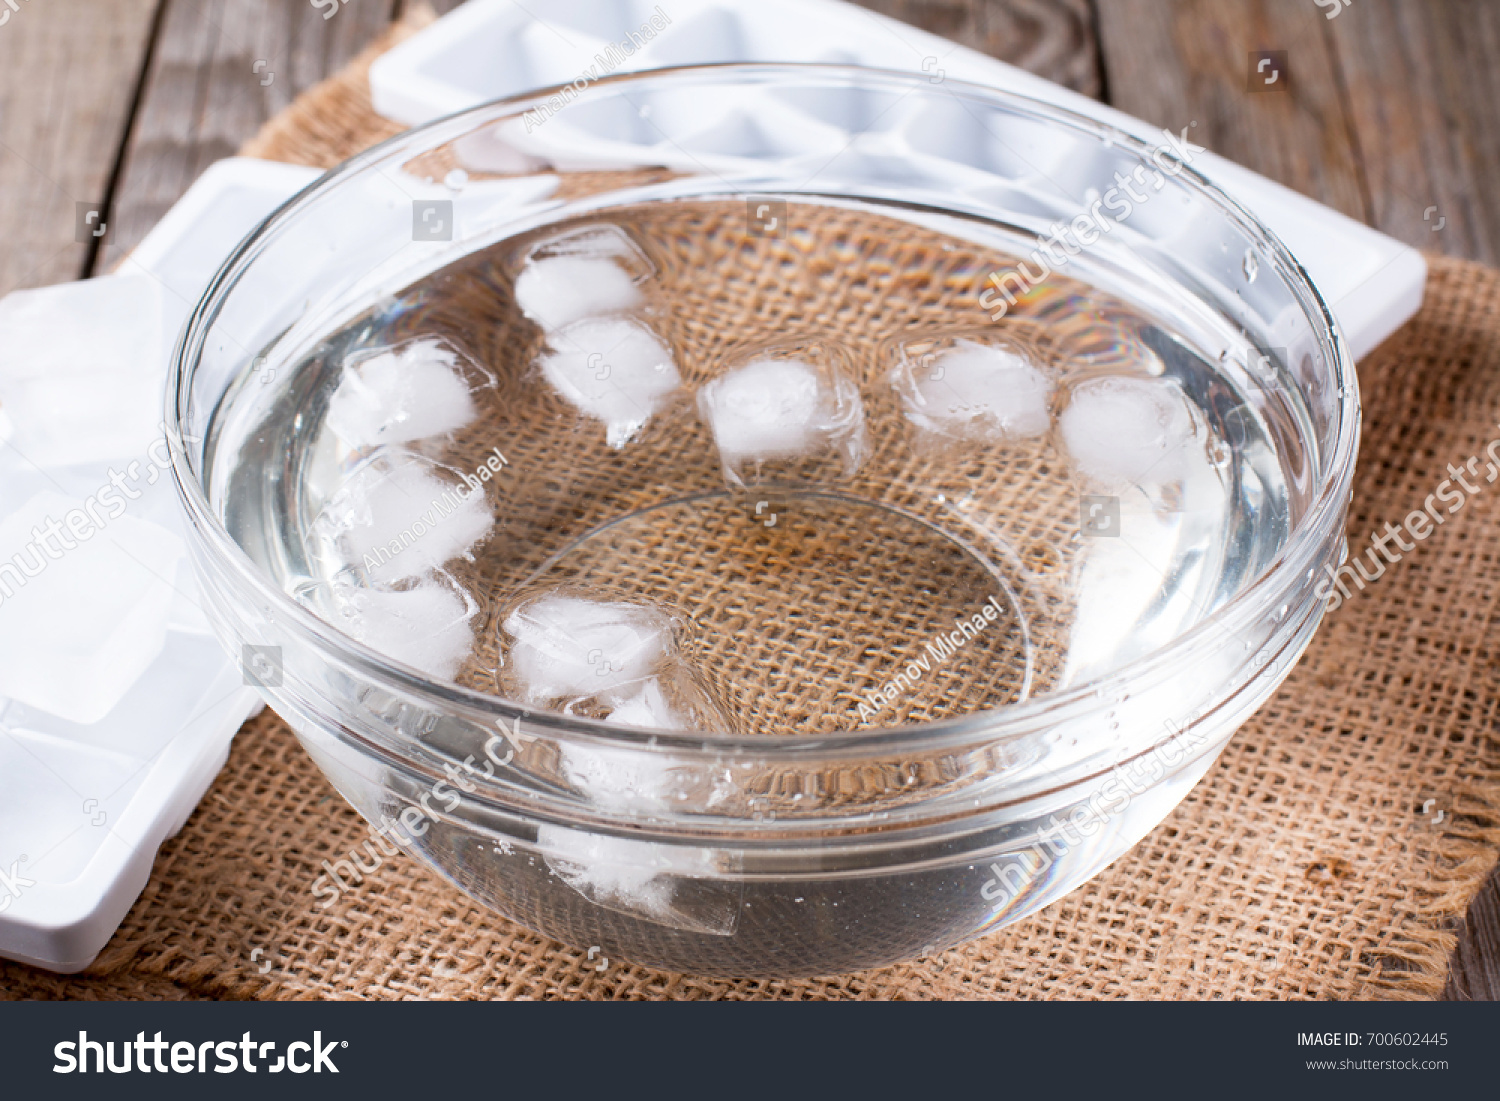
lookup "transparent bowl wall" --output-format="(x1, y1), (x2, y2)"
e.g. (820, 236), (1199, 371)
(171, 65), (1357, 977)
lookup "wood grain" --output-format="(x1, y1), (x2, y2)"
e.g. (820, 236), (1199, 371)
(95, 0), (399, 273)
(1094, 0), (1368, 222)
(1327, 0), (1500, 265)
(1446, 875), (1500, 1000)
(0, 0), (160, 294)
(850, 0), (1102, 95)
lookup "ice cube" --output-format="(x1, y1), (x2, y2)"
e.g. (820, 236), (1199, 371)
(540, 826), (677, 915)
(0, 491), (184, 724)
(605, 672), (738, 735)
(892, 339), (1052, 441)
(1059, 376), (1195, 488)
(0, 275), (168, 468)
(696, 356), (867, 486)
(331, 574), (478, 681)
(514, 255), (643, 332)
(537, 318), (680, 448)
(500, 593), (673, 705)
(325, 340), (483, 449)
(527, 226), (653, 272)
(315, 452), (493, 583)
(538, 824), (721, 930)
(558, 737), (677, 812)
(604, 678), (689, 731)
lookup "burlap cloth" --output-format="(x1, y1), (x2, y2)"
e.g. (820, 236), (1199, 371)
(5, 8), (1499, 1000)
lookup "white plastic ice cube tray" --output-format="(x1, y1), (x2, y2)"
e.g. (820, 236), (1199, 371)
(369, 0), (1425, 361)
(0, 158), (320, 973)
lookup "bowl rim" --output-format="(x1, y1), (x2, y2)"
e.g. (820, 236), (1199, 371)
(167, 61), (1359, 757)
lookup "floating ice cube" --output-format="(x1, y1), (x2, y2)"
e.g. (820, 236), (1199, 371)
(697, 356), (867, 486)
(331, 574), (478, 681)
(541, 826), (676, 916)
(0, 275), (168, 468)
(325, 340), (483, 449)
(498, 592), (734, 735)
(892, 339), (1052, 441)
(538, 318), (680, 448)
(558, 738), (677, 813)
(605, 678), (690, 731)
(528, 225), (654, 271)
(515, 256), (643, 332)
(1059, 376), (1195, 488)
(606, 673), (738, 736)
(538, 824), (724, 932)
(501, 593), (673, 705)
(315, 452), (493, 583)
(0, 491), (183, 724)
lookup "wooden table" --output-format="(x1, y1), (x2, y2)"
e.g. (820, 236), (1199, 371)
(0, 0), (1495, 999)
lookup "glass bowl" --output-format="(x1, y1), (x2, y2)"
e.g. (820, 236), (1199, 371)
(169, 64), (1356, 978)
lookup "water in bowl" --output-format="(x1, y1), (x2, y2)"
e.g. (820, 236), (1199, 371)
(222, 195), (1290, 737)
(214, 193), (1299, 973)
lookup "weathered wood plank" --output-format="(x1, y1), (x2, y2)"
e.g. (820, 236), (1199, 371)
(95, 0), (399, 273)
(1326, 0), (1500, 264)
(1093, 0), (1367, 222)
(851, 0), (1101, 96)
(1445, 874), (1500, 1000)
(0, 0), (160, 294)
